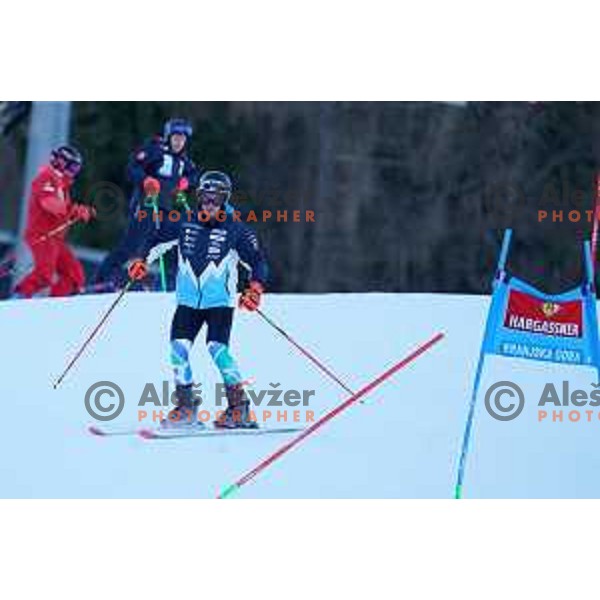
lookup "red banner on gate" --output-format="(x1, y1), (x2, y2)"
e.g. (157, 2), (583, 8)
(503, 289), (582, 338)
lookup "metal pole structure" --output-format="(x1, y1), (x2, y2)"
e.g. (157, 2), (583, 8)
(591, 172), (600, 279)
(12, 101), (72, 289)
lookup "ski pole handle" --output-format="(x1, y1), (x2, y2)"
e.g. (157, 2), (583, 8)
(144, 194), (159, 208)
(175, 193), (190, 211)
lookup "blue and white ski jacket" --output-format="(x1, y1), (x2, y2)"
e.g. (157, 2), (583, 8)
(142, 214), (268, 309)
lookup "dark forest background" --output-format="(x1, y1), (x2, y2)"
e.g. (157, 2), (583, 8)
(2, 101), (600, 294)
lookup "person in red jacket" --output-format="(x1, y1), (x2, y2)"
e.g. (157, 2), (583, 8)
(14, 145), (94, 298)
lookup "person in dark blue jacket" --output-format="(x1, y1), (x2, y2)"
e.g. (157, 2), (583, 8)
(94, 118), (199, 289)
(128, 171), (268, 430)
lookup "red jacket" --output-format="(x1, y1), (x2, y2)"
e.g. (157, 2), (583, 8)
(24, 165), (75, 242)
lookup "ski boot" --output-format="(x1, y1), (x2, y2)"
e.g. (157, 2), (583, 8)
(160, 383), (205, 430)
(214, 383), (259, 430)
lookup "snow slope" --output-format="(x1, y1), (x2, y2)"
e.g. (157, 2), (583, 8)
(0, 291), (599, 498)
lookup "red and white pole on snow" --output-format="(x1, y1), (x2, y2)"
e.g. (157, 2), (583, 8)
(217, 331), (445, 499)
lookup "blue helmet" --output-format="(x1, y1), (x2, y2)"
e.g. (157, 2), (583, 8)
(164, 118), (193, 139)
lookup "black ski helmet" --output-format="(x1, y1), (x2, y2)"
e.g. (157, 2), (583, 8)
(196, 171), (232, 206)
(50, 144), (83, 177)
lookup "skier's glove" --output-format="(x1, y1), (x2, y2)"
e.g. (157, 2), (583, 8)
(70, 204), (94, 224)
(143, 176), (161, 197)
(239, 281), (264, 311)
(128, 259), (148, 282)
(176, 177), (189, 192)
(174, 192), (190, 210)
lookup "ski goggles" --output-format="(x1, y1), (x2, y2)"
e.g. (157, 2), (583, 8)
(64, 160), (82, 177)
(198, 190), (227, 207)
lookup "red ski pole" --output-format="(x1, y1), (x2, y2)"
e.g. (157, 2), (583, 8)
(53, 279), (134, 389)
(32, 216), (80, 246)
(217, 331), (445, 499)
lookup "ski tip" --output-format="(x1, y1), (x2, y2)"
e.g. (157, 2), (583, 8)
(138, 428), (158, 440)
(217, 483), (241, 499)
(87, 424), (105, 436)
(454, 484), (463, 500)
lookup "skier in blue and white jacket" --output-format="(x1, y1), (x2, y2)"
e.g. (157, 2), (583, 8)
(128, 171), (268, 430)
